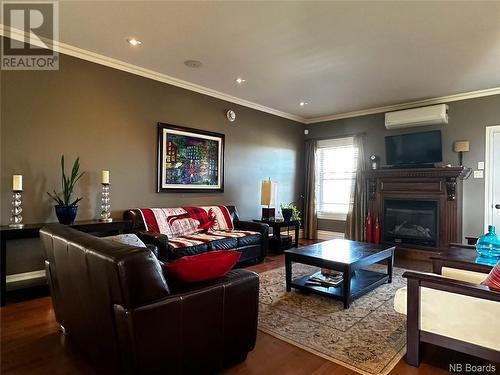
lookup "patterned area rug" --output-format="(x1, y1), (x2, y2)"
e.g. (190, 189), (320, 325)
(258, 263), (407, 375)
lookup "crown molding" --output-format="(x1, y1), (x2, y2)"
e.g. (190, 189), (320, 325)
(0, 25), (304, 123)
(303, 87), (500, 124)
(2, 25), (500, 126)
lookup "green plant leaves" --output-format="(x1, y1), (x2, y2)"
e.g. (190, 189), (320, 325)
(47, 155), (85, 206)
(280, 202), (302, 222)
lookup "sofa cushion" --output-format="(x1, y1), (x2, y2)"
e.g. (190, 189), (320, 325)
(167, 230), (261, 259)
(168, 231), (259, 249)
(394, 284), (500, 351)
(393, 286), (407, 315)
(237, 233), (261, 247)
(481, 261), (500, 291)
(208, 237), (238, 251)
(210, 230), (260, 238)
(163, 250), (241, 283)
(168, 243), (208, 259)
(442, 266), (488, 284)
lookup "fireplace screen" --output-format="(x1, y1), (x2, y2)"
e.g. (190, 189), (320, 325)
(383, 199), (438, 248)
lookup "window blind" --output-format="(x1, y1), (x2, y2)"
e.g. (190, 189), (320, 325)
(316, 137), (358, 220)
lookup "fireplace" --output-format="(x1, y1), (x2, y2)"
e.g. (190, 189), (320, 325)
(363, 167), (464, 252)
(384, 199), (438, 248)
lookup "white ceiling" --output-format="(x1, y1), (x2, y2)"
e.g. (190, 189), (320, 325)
(56, 1), (500, 121)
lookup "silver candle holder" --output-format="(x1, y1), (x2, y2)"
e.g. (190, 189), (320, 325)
(9, 190), (24, 228)
(99, 183), (112, 222)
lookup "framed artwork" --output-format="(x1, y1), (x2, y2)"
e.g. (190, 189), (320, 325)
(157, 123), (224, 192)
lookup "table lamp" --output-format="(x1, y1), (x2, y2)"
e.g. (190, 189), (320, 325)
(261, 178), (276, 221)
(454, 141), (469, 166)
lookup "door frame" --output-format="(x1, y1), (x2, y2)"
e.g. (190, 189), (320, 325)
(484, 125), (500, 231)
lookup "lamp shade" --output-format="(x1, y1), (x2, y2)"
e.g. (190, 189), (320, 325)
(12, 175), (23, 191)
(454, 141), (470, 152)
(260, 180), (276, 206)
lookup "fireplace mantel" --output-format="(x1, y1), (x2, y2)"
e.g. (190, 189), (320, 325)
(363, 166), (465, 252)
(364, 167), (465, 179)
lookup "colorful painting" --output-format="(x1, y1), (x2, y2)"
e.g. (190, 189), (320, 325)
(157, 123), (224, 192)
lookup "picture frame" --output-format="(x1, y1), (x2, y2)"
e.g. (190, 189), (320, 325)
(157, 123), (225, 192)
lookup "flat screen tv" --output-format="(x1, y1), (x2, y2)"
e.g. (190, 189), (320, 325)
(385, 130), (442, 166)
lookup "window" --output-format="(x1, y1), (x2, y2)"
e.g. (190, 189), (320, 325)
(316, 137), (358, 220)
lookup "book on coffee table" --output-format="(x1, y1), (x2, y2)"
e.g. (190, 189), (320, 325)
(307, 271), (343, 287)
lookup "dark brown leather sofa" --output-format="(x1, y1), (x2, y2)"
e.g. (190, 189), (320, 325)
(40, 224), (259, 374)
(124, 206), (269, 264)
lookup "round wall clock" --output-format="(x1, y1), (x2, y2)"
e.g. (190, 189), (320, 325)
(226, 109), (236, 122)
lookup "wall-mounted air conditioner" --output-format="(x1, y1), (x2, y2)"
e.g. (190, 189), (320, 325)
(385, 104), (448, 130)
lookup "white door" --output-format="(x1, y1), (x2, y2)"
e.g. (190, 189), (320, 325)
(485, 125), (500, 229)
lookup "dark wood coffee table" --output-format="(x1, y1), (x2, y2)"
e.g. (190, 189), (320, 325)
(285, 239), (395, 308)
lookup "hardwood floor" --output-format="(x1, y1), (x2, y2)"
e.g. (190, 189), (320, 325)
(0, 242), (493, 374)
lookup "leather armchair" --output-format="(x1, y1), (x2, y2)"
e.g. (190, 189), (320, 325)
(41, 224), (259, 374)
(394, 265), (500, 366)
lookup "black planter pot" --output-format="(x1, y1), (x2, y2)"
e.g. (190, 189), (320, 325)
(282, 208), (293, 222)
(55, 205), (78, 225)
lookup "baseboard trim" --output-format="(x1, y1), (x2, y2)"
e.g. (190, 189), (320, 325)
(282, 229), (344, 241)
(317, 230), (345, 241)
(6, 270), (45, 284)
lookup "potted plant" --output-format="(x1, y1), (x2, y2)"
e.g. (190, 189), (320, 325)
(280, 202), (302, 222)
(47, 155), (85, 225)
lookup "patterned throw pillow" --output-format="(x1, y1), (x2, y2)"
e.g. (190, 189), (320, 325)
(105, 234), (147, 248)
(481, 261), (500, 292)
(169, 218), (201, 238)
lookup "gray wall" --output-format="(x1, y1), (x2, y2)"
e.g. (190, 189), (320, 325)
(305, 94), (500, 239)
(1, 53), (304, 275)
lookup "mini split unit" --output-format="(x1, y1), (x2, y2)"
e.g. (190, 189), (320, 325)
(384, 104), (448, 130)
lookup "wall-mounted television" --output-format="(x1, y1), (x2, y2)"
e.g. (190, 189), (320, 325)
(385, 130), (442, 166)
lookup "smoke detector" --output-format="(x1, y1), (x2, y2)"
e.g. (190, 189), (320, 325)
(184, 60), (203, 68)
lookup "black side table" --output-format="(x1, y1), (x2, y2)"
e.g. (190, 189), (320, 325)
(253, 219), (300, 253)
(0, 219), (132, 306)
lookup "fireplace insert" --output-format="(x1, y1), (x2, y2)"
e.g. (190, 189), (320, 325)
(383, 199), (438, 248)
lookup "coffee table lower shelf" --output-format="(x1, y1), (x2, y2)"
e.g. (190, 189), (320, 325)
(289, 269), (389, 304)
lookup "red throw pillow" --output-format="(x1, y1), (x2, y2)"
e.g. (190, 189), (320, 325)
(163, 250), (241, 283)
(481, 261), (500, 292)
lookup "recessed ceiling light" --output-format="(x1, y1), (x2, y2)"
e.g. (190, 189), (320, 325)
(126, 38), (142, 46)
(299, 101), (308, 107)
(184, 60), (203, 68)
(235, 77), (246, 84)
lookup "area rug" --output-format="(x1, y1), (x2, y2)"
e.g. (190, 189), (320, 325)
(258, 263), (407, 375)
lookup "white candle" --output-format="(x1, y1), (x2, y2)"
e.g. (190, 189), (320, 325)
(12, 175), (23, 191)
(101, 170), (110, 184)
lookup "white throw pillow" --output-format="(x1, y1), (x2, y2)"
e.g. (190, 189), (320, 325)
(105, 234), (147, 248)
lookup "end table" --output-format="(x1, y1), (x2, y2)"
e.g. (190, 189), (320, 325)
(253, 219), (300, 253)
